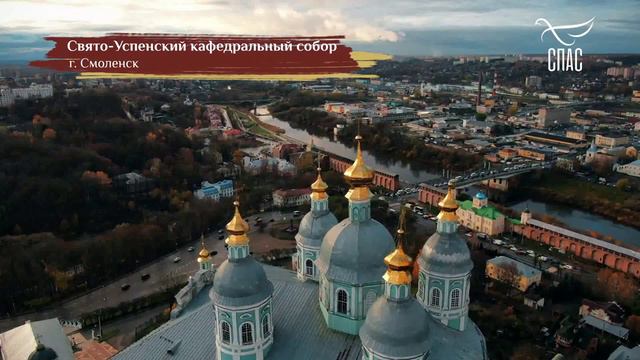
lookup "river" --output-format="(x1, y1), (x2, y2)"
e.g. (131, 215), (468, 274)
(255, 106), (439, 184)
(256, 106), (640, 248)
(509, 199), (640, 248)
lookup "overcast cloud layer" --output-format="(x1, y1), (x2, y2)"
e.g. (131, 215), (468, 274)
(1, 0), (639, 61)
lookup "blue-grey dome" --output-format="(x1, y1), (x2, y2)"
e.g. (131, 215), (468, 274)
(419, 232), (473, 275)
(211, 257), (273, 307)
(28, 344), (57, 360)
(316, 218), (394, 284)
(295, 210), (338, 248)
(360, 297), (432, 358)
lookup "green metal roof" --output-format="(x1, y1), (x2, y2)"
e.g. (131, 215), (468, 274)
(458, 200), (520, 224)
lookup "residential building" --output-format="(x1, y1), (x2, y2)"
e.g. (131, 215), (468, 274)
(498, 148), (518, 160)
(525, 75), (542, 89)
(485, 256), (542, 292)
(11, 83), (54, 100)
(614, 159), (640, 178)
(0, 86), (15, 107)
(272, 188), (312, 207)
(566, 129), (587, 141)
(524, 131), (588, 149)
(579, 299), (625, 325)
(272, 143), (303, 159)
(517, 147), (556, 161)
(194, 179), (234, 201)
(537, 107), (571, 128)
(595, 133), (630, 148)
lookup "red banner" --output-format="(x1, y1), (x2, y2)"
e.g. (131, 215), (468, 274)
(30, 34), (362, 77)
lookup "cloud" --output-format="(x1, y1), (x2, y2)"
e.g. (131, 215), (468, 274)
(0, 1), (401, 42)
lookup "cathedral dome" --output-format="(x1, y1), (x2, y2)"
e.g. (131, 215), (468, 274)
(295, 210), (338, 248)
(359, 297), (432, 358)
(316, 218), (394, 284)
(28, 344), (57, 360)
(211, 256), (273, 307)
(419, 231), (473, 275)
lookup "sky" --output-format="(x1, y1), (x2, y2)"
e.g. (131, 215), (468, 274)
(1, 0), (639, 62)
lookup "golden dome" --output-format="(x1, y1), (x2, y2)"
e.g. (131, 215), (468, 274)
(384, 243), (412, 269)
(310, 168), (328, 200)
(225, 201), (250, 246)
(437, 180), (458, 222)
(226, 201), (249, 234)
(343, 135), (374, 183)
(344, 186), (371, 202)
(383, 209), (413, 285)
(197, 235), (210, 262)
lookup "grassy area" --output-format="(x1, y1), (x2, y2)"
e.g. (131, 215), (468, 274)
(522, 171), (640, 229)
(227, 107), (279, 141)
(534, 172), (628, 203)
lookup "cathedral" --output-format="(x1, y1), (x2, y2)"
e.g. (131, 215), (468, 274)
(114, 134), (487, 360)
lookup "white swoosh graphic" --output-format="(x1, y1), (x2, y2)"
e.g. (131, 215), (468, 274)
(535, 17), (596, 46)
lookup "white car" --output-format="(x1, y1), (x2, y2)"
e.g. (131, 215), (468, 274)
(509, 246), (518, 251)
(173, 256), (182, 263)
(537, 256), (548, 262)
(560, 264), (573, 270)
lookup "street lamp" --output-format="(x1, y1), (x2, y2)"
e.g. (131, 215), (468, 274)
(98, 296), (107, 340)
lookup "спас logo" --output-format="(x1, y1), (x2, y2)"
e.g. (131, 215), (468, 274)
(535, 17), (595, 72)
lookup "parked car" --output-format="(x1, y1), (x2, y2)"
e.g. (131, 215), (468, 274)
(173, 256), (182, 263)
(140, 273), (151, 281)
(187, 246), (195, 252)
(121, 284), (131, 291)
(537, 256), (548, 262)
(560, 264), (573, 270)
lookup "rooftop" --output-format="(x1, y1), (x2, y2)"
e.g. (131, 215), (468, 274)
(487, 256), (542, 278)
(114, 265), (487, 360)
(458, 200), (504, 220)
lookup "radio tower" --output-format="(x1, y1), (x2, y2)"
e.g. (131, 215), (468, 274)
(476, 72), (482, 106)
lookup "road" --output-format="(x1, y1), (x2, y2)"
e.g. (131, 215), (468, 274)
(0, 209), (294, 333)
(418, 161), (552, 188)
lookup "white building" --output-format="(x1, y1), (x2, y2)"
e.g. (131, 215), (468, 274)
(614, 160), (640, 178)
(0, 84), (53, 107)
(194, 179), (234, 201)
(0, 318), (74, 360)
(272, 188), (311, 208)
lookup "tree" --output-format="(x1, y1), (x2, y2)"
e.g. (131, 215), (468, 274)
(625, 314), (640, 336)
(596, 268), (638, 306)
(475, 112), (487, 121)
(616, 178), (631, 190)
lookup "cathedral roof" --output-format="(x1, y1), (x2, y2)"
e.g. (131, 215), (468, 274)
(115, 265), (487, 360)
(211, 256), (273, 307)
(418, 232), (474, 275)
(359, 298), (432, 358)
(316, 218), (394, 284)
(295, 210), (338, 248)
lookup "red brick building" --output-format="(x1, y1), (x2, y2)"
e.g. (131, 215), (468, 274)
(328, 155), (400, 191)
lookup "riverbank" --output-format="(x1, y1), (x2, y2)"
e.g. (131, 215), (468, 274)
(520, 171), (640, 231)
(270, 105), (482, 172)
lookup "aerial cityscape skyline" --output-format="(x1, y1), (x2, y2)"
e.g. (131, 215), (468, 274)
(1, 1), (640, 359)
